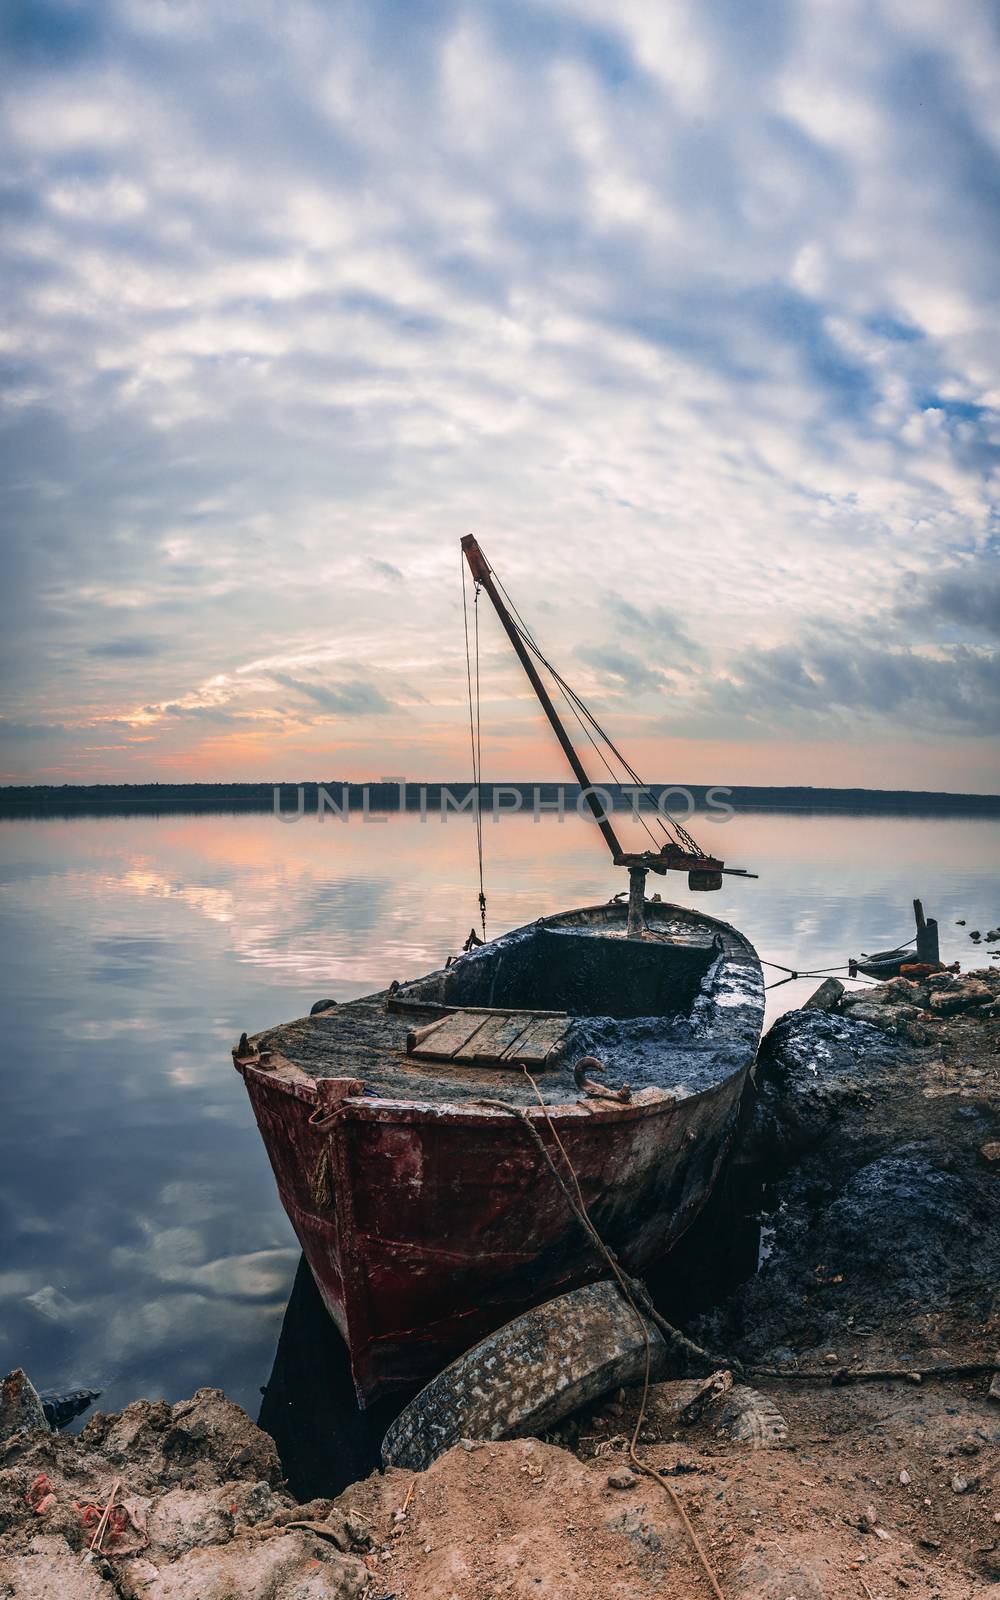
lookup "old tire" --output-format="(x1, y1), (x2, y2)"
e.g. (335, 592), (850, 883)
(380, 1279), (666, 1472)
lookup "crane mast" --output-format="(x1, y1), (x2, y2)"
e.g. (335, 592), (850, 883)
(460, 535), (755, 936)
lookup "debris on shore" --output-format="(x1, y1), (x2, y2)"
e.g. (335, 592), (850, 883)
(3, 968), (999, 1598)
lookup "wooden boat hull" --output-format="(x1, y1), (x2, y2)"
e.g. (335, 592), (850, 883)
(236, 902), (763, 1405)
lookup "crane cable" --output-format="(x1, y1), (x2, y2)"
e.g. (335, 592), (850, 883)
(462, 557), (487, 939)
(488, 560), (699, 852)
(485, 554), (704, 858)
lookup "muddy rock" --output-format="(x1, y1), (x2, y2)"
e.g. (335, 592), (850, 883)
(697, 997), (1000, 1367)
(0, 1370), (48, 1445)
(930, 981), (994, 1015)
(118, 1530), (368, 1599)
(700, 1142), (1000, 1366)
(742, 1008), (904, 1164)
(873, 976), (924, 1006)
(77, 1389), (283, 1489)
(0, 1537), (116, 1599)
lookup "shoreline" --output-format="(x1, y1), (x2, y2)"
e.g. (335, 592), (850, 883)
(2, 779), (999, 822)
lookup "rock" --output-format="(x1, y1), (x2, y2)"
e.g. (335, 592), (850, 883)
(151, 1490), (226, 1556)
(899, 1469), (911, 1485)
(874, 977), (922, 1007)
(122, 1530), (368, 1599)
(310, 999), (338, 1015)
(803, 978), (845, 1012)
(901, 1020), (931, 1046)
(846, 1003), (910, 1031)
(0, 1369), (48, 1443)
(607, 1469), (638, 1489)
(0, 1546), (114, 1599)
(978, 1548), (1000, 1580)
(988, 1374), (1000, 1404)
(951, 1473), (971, 1493)
(980, 1143), (1000, 1164)
(930, 982), (992, 1014)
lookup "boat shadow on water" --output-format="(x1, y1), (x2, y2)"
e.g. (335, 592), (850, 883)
(258, 1255), (420, 1501)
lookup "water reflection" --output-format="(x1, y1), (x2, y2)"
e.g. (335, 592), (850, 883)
(0, 807), (995, 1422)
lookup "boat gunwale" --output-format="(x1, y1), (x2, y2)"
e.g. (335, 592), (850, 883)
(238, 1055), (733, 1125)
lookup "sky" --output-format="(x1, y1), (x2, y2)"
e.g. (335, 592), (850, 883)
(1, 0), (998, 791)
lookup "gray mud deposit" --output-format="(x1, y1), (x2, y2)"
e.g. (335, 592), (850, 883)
(695, 993), (1000, 1368)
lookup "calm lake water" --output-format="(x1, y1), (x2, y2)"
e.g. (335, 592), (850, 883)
(1, 804), (996, 1423)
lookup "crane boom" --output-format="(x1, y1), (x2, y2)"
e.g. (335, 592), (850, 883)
(460, 535), (756, 924)
(461, 535), (625, 861)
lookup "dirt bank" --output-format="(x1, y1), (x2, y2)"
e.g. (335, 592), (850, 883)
(3, 970), (999, 1598)
(0, 1386), (373, 1598)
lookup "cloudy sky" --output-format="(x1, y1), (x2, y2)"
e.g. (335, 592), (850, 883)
(1, 0), (998, 790)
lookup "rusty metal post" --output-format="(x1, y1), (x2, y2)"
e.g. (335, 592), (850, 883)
(914, 899), (940, 965)
(626, 866), (647, 938)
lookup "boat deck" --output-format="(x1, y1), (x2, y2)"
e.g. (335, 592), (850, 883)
(257, 995), (587, 1106)
(253, 905), (763, 1109)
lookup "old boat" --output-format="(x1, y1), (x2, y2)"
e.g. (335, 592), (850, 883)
(234, 537), (763, 1404)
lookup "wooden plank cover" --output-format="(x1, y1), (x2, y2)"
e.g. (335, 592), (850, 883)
(408, 1011), (492, 1060)
(465, 1013), (536, 1062)
(500, 1015), (570, 1064)
(408, 1008), (569, 1066)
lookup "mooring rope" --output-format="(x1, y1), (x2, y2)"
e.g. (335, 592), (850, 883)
(759, 936), (917, 991)
(478, 1071), (731, 1600)
(461, 556), (487, 939)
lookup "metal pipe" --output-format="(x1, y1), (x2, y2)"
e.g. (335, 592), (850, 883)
(626, 866), (647, 938)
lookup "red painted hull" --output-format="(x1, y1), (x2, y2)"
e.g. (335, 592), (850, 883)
(238, 1056), (747, 1404)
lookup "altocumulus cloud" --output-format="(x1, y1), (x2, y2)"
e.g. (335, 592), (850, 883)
(716, 630), (1000, 737)
(268, 673), (395, 716)
(0, 0), (997, 785)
